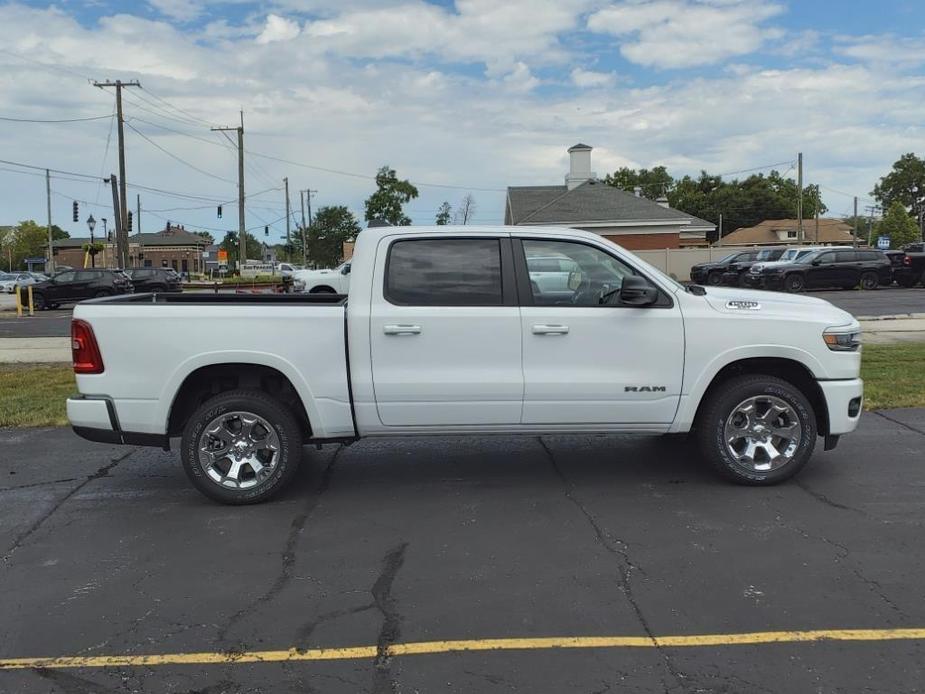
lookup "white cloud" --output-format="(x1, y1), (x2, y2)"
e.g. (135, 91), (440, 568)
(256, 14), (301, 44)
(147, 0), (204, 22)
(571, 67), (616, 88)
(834, 34), (925, 67)
(588, 0), (785, 69)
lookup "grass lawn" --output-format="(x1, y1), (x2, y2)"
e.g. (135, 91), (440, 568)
(0, 343), (924, 428)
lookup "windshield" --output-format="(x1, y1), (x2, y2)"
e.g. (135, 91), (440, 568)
(796, 250), (824, 264)
(0, 273), (12, 280)
(757, 249), (779, 261)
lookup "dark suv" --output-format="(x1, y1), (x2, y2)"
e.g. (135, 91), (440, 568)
(689, 250), (759, 286)
(720, 247), (787, 286)
(125, 268), (182, 293)
(31, 269), (134, 309)
(758, 249), (892, 293)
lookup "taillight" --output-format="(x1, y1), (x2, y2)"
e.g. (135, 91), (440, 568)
(72, 319), (104, 374)
(903, 256), (911, 266)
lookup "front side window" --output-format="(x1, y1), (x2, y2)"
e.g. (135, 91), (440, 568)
(835, 251), (857, 263)
(385, 238), (503, 306)
(523, 239), (638, 306)
(54, 271), (76, 283)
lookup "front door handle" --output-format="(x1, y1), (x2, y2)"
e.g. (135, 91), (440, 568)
(383, 324), (422, 336)
(532, 324), (569, 335)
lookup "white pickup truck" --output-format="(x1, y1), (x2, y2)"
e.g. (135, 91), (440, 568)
(67, 226), (863, 504)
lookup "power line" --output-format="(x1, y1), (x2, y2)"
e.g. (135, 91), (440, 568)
(0, 114), (113, 123)
(125, 121), (237, 184)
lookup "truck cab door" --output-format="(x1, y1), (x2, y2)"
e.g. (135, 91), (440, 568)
(515, 237), (683, 426)
(369, 236), (523, 427)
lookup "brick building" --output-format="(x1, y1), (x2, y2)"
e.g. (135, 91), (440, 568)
(51, 225), (210, 274)
(505, 144), (714, 250)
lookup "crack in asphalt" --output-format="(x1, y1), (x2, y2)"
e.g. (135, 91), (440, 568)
(0, 477), (80, 492)
(371, 541), (409, 694)
(1, 449), (136, 566)
(795, 480), (867, 516)
(216, 445), (345, 650)
(32, 667), (122, 694)
(537, 437), (687, 694)
(872, 410), (925, 437)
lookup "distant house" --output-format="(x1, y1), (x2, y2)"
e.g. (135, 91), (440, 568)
(504, 144), (715, 250)
(721, 219), (859, 246)
(51, 224), (210, 273)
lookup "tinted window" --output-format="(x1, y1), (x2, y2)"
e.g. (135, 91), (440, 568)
(858, 251), (882, 261)
(134, 270), (153, 279)
(834, 251), (857, 263)
(385, 238), (503, 306)
(54, 271), (76, 283)
(523, 239), (637, 307)
(76, 270), (102, 280)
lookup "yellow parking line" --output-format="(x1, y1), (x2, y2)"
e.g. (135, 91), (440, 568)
(2, 629), (924, 670)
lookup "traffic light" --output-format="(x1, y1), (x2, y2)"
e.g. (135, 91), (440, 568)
(217, 205), (222, 219)
(127, 211), (133, 232)
(72, 201), (79, 223)
(264, 226), (269, 236)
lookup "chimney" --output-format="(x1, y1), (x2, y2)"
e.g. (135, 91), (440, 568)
(656, 195), (670, 208)
(565, 143), (596, 190)
(633, 186), (642, 197)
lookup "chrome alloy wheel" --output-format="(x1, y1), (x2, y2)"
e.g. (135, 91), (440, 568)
(198, 411), (280, 489)
(723, 395), (802, 472)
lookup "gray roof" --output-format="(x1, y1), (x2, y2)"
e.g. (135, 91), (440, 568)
(506, 180), (714, 228)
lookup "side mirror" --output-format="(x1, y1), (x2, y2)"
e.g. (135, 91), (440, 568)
(342, 264), (351, 275)
(567, 270), (583, 291)
(620, 275), (658, 307)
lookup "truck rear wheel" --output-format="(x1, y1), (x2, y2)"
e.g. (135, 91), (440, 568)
(180, 389), (303, 504)
(696, 375), (817, 485)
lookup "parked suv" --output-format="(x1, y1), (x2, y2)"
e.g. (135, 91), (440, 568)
(689, 250), (759, 286)
(721, 247), (787, 286)
(31, 269), (134, 309)
(125, 268), (182, 293)
(895, 251), (925, 288)
(743, 246), (850, 289)
(758, 249), (892, 293)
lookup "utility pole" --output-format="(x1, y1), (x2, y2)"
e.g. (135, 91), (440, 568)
(300, 189), (317, 266)
(866, 205), (877, 247)
(284, 177), (291, 262)
(853, 196), (858, 248)
(717, 213), (723, 247)
(797, 152), (803, 244)
(93, 80), (140, 262)
(106, 174), (125, 267)
(814, 189), (820, 243)
(45, 169), (55, 274)
(137, 193), (143, 267)
(212, 112), (246, 271)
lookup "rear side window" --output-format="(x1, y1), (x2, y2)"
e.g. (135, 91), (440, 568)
(835, 251), (857, 262)
(385, 238), (503, 306)
(858, 251), (881, 261)
(75, 270), (102, 280)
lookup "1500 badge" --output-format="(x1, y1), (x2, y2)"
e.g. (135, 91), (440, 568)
(625, 386), (667, 392)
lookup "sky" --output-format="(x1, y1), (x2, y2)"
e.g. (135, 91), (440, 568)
(0, 0), (923, 245)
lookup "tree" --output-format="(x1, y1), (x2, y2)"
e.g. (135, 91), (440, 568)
(220, 231), (263, 269)
(5, 220), (68, 270)
(306, 206), (362, 268)
(364, 166), (419, 226)
(878, 201), (921, 249)
(872, 153), (925, 222)
(454, 194), (477, 224)
(604, 166), (673, 199)
(435, 201), (452, 225)
(192, 230), (215, 245)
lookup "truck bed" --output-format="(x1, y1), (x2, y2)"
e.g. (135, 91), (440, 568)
(86, 292), (347, 305)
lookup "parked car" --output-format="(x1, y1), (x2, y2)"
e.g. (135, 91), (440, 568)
(0, 272), (47, 293)
(742, 246), (851, 289)
(721, 247), (787, 286)
(125, 268), (182, 293)
(757, 248), (892, 293)
(31, 269), (134, 309)
(292, 262), (351, 294)
(526, 255), (579, 293)
(689, 250), (759, 286)
(68, 225), (863, 504)
(895, 251), (925, 288)
(276, 262), (302, 278)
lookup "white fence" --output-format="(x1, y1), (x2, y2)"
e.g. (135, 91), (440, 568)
(633, 247), (758, 282)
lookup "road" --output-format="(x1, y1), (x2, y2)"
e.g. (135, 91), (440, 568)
(2, 413), (925, 692)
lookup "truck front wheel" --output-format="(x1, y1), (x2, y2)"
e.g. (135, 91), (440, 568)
(696, 375), (817, 485)
(181, 389), (303, 504)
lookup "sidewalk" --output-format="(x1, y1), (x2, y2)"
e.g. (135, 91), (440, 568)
(858, 313), (925, 344)
(0, 337), (70, 363)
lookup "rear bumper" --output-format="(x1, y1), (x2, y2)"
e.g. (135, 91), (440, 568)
(818, 378), (864, 436)
(67, 395), (169, 449)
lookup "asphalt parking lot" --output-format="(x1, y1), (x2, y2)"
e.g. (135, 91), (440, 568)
(2, 412), (925, 692)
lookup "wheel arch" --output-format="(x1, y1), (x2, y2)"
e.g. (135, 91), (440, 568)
(688, 356), (829, 436)
(164, 359), (317, 439)
(309, 284), (336, 293)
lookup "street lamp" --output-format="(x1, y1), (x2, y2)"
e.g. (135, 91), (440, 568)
(87, 215), (97, 268)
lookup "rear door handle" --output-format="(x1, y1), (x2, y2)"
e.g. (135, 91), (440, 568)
(532, 324), (569, 335)
(383, 324), (422, 336)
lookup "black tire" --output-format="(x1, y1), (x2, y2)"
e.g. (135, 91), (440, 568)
(707, 270), (723, 286)
(784, 273), (804, 293)
(858, 272), (878, 290)
(696, 374), (817, 485)
(32, 292), (46, 310)
(309, 285), (337, 294)
(181, 389), (303, 505)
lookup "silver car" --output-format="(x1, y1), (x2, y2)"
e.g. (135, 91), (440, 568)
(0, 272), (47, 293)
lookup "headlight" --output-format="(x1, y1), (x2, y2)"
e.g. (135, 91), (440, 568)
(823, 329), (861, 352)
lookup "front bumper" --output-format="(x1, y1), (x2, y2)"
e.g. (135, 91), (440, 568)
(761, 274), (785, 289)
(741, 274), (764, 288)
(818, 378), (864, 436)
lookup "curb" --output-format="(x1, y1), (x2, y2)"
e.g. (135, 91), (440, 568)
(857, 313), (925, 322)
